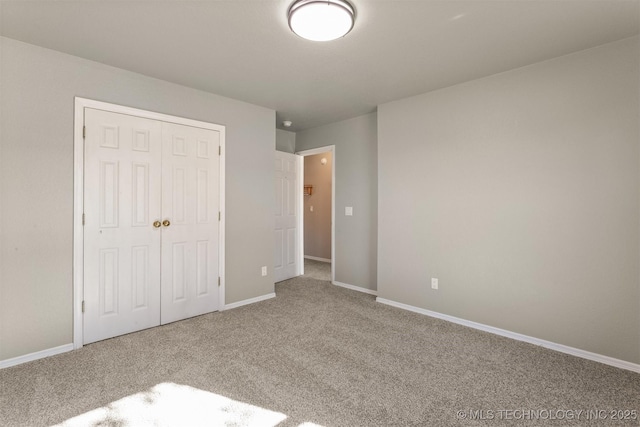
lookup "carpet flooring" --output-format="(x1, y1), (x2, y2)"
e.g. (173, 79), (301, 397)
(1, 261), (639, 426)
(301, 258), (331, 282)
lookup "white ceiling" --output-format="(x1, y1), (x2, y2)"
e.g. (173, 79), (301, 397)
(1, 0), (638, 131)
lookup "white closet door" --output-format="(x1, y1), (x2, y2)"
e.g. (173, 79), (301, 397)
(84, 108), (162, 344)
(161, 122), (220, 324)
(274, 151), (300, 282)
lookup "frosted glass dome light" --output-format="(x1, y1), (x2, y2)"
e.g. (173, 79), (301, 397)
(288, 0), (355, 42)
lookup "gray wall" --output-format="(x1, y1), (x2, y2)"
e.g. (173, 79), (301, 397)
(304, 153), (332, 260)
(296, 113), (378, 291)
(378, 37), (640, 364)
(276, 129), (296, 153)
(0, 37), (275, 361)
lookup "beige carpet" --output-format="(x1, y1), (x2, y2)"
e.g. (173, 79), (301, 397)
(301, 258), (331, 281)
(1, 264), (639, 426)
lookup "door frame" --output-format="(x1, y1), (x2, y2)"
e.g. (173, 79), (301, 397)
(72, 97), (226, 349)
(295, 145), (335, 283)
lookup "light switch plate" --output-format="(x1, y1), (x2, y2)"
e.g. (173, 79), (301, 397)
(345, 207), (353, 216)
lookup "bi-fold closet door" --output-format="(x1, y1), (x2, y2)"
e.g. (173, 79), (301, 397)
(83, 108), (220, 344)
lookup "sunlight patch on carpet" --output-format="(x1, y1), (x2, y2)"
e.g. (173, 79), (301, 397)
(52, 382), (288, 427)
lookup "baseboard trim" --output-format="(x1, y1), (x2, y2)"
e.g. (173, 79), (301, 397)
(333, 281), (378, 296)
(375, 297), (640, 374)
(1, 294), (278, 368)
(0, 343), (74, 369)
(304, 255), (331, 263)
(223, 293), (276, 310)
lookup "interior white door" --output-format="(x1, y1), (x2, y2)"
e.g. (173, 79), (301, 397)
(84, 108), (162, 344)
(161, 122), (220, 324)
(274, 151), (300, 282)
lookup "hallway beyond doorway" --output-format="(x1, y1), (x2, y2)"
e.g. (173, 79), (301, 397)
(303, 258), (331, 281)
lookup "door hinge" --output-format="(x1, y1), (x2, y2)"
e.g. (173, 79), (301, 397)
(219, 146), (221, 156)
(82, 213), (85, 226)
(218, 277), (221, 287)
(218, 211), (221, 221)
(82, 300), (85, 313)
(83, 126), (86, 139)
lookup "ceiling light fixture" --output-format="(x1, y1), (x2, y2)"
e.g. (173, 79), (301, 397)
(288, 0), (355, 42)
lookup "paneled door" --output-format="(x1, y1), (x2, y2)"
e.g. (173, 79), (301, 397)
(83, 108), (221, 344)
(160, 122), (220, 324)
(84, 108), (163, 344)
(274, 151), (301, 282)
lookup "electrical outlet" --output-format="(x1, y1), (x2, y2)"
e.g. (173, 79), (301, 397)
(431, 278), (438, 290)
(310, 205), (314, 212)
(261, 266), (267, 276)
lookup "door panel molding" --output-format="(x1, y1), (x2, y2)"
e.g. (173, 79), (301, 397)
(83, 109), (163, 344)
(160, 121), (220, 324)
(274, 151), (301, 282)
(73, 97), (225, 349)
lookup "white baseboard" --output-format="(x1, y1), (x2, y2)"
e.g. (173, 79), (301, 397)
(376, 297), (640, 374)
(304, 255), (331, 263)
(333, 281), (378, 296)
(223, 293), (276, 310)
(0, 343), (74, 369)
(1, 293), (277, 368)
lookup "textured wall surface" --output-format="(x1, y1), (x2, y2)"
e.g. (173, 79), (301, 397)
(0, 37), (275, 361)
(296, 113), (378, 291)
(378, 37), (640, 364)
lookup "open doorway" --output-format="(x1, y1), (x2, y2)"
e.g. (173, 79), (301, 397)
(296, 146), (335, 282)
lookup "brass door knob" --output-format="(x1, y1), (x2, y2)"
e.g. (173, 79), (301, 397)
(162, 219), (171, 227)
(153, 221), (161, 228)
